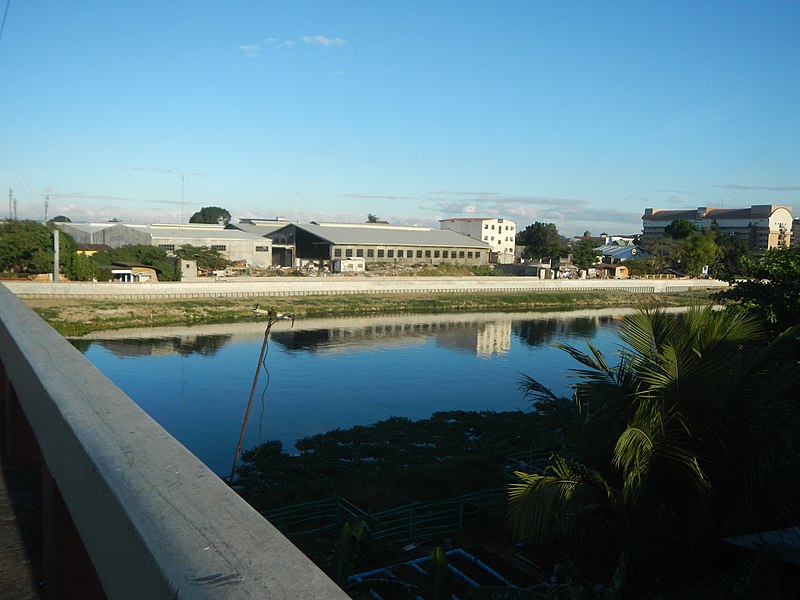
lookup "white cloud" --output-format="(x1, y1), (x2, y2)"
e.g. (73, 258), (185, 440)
(264, 38), (295, 49)
(302, 35), (346, 47)
(342, 193), (417, 201)
(238, 45), (261, 59)
(714, 183), (800, 192)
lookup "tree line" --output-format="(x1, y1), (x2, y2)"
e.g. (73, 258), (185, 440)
(0, 219), (229, 281)
(516, 219), (754, 279)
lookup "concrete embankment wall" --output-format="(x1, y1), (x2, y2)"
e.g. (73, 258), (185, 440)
(3, 276), (728, 299)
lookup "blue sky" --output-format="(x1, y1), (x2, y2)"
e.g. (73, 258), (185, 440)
(1, 1), (798, 236)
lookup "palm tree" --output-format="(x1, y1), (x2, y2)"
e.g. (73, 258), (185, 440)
(509, 306), (800, 596)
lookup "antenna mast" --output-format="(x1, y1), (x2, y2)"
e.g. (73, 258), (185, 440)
(181, 174), (185, 224)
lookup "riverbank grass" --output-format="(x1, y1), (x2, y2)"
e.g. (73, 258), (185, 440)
(23, 289), (716, 336)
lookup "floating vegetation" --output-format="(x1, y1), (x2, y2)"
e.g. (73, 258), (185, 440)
(235, 410), (556, 513)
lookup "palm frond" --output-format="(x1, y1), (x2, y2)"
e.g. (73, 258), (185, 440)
(508, 456), (613, 542)
(617, 308), (660, 359)
(554, 342), (612, 374)
(612, 400), (710, 505)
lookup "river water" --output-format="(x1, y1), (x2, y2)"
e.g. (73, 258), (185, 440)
(71, 308), (651, 475)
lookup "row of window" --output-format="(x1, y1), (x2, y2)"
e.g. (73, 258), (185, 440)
(158, 244), (229, 252)
(333, 247), (481, 260)
(483, 224), (515, 231)
(483, 236), (515, 242)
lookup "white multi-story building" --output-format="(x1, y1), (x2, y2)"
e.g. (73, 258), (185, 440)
(439, 218), (517, 263)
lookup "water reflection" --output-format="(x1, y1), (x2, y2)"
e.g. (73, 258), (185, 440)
(75, 307), (644, 359)
(516, 314), (623, 347)
(72, 307), (685, 474)
(74, 334), (233, 358)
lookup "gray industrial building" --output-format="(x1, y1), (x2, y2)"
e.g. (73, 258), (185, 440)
(56, 222), (271, 267)
(259, 221), (492, 268)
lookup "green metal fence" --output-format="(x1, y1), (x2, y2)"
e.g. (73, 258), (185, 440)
(261, 447), (553, 547)
(263, 495), (367, 539)
(503, 446), (552, 482)
(263, 487), (507, 546)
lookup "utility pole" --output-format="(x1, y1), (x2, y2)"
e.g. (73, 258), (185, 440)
(52, 229), (60, 282)
(44, 194), (49, 222)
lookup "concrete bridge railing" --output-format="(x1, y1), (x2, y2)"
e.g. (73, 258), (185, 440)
(0, 284), (348, 599)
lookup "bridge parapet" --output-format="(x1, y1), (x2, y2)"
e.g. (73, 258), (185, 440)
(0, 284), (348, 599)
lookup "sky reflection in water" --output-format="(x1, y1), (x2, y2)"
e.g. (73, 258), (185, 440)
(73, 309), (635, 475)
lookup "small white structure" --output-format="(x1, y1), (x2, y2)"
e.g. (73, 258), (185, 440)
(180, 259), (198, 280)
(110, 264), (159, 283)
(331, 257), (366, 273)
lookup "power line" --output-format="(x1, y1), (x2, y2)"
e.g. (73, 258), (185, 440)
(0, 0), (11, 49)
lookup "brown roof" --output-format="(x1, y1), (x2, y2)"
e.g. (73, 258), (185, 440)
(644, 206), (788, 221)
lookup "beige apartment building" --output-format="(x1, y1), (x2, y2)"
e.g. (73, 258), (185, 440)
(642, 205), (793, 249)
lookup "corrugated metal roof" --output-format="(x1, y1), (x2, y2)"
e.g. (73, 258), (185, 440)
(597, 245), (645, 259)
(56, 222), (118, 234)
(227, 223), (285, 237)
(439, 217), (494, 222)
(291, 222), (492, 248)
(143, 224), (266, 241)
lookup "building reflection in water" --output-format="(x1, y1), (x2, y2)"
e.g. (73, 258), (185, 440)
(73, 308), (648, 359)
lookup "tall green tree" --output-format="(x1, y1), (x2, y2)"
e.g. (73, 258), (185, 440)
(175, 244), (229, 271)
(66, 252), (97, 281)
(720, 246), (800, 336)
(189, 206), (231, 226)
(639, 236), (678, 273)
(0, 220), (54, 273)
(675, 229), (720, 276)
(664, 219), (696, 239)
(708, 230), (751, 280)
(516, 222), (568, 259)
(509, 307), (800, 596)
(569, 238), (599, 266)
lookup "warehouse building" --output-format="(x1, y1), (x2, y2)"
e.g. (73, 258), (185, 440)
(264, 222), (492, 268)
(56, 222), (271, 267)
